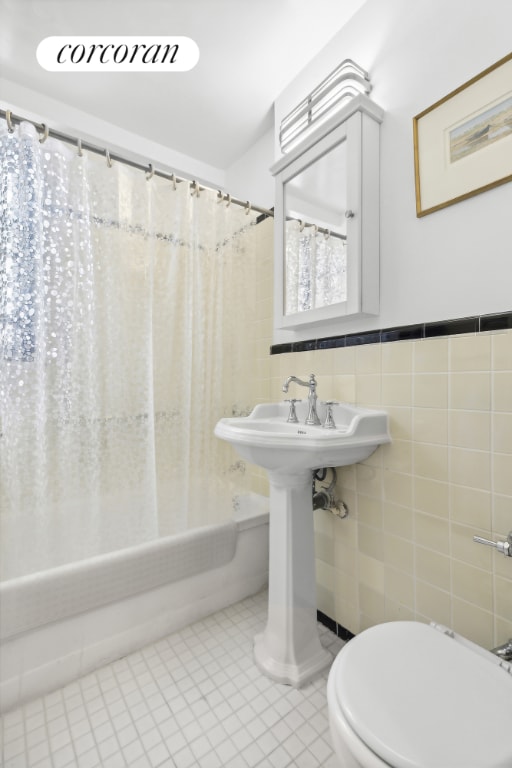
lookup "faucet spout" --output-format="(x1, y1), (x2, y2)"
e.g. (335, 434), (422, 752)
(281, 374), (321, 425)
(282, 375), (309, 393)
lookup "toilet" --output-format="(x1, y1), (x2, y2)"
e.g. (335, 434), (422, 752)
(327, 621), (512, 768)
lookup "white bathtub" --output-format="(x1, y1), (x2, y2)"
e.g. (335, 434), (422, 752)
(0, 494), (269, 713)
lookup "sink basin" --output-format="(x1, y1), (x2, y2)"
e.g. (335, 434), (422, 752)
(215, 401), (390, 473)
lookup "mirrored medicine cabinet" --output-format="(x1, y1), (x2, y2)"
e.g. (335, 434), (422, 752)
(271, 94), (384, 342)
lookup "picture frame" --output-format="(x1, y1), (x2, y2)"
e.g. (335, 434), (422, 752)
(413, 52), (512, 217)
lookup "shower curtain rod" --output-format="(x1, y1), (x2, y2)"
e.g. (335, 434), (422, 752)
(0, 107), (274, 219)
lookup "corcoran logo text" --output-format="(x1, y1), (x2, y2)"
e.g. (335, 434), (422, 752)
(37, 37), (200, 72)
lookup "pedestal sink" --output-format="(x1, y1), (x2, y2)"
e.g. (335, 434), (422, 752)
(215, 400), (390, 686)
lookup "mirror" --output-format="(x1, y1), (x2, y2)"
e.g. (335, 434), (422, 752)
(271, 95), (384, 342)
(284, 140), (347, 315)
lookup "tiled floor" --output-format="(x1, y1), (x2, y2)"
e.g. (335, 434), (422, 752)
(1, 590), (344, 768)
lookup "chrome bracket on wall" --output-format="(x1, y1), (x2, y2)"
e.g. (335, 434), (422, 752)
(473, 531), (512, 557)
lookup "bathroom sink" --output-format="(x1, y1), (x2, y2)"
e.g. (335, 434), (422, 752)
(215, 398), (390, 686)
(215, 401), (390, 473)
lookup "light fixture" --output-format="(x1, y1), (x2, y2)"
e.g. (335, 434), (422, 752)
(279, 59), (372, 153)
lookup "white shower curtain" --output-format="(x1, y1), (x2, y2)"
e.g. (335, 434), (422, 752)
(0, 121), (259, 580)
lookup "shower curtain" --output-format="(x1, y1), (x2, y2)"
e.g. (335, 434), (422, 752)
(0, 121), (259, 580)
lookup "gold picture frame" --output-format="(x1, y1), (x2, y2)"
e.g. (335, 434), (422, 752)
(413, 52), (512, 217)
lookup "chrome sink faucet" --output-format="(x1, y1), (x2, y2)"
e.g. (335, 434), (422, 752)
(282, 374), (321, 425)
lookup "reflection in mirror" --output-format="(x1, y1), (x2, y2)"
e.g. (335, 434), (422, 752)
(284, 140), (347, 315)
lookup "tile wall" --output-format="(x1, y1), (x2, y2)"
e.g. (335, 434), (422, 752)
(248, 217), (512, 650)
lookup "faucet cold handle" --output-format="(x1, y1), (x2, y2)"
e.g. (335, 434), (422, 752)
(323, 401), (338, 429)
(285, 399), (301, 423)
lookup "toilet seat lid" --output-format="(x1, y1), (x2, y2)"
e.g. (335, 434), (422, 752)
(333, 621), (512, 768)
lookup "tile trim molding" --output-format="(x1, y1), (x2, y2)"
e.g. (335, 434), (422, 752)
(270, 310), (512, 355)
(317, 610), (355, 642)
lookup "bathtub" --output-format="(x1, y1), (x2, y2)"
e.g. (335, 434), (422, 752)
(0, 494), (269, 713)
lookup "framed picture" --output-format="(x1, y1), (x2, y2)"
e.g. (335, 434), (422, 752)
(413, 52), (512, 217)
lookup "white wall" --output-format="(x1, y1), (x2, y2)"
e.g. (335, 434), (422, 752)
(0, 77), (226, 189)
(272, 0), (512, 333)
(225, 127), (275, 210)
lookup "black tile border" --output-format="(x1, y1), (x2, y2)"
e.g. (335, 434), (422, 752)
(270, 311), (512, 355)
(317, 610), (355, 642)
(424, 316), (479, 338)
(480, 312), (512, 332)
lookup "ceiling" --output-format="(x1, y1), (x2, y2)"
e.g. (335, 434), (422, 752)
(0, 0), (367, 170)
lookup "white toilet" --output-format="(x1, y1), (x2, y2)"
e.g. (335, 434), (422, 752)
(327, 620), (512, 768)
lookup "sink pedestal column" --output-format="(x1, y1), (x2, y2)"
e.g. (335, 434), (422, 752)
(254, 470), (332, 687)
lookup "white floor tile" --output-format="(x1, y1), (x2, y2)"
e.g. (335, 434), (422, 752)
(1, 590), (344, 767)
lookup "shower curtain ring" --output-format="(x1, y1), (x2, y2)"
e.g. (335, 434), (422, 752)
(324, 229), (330, 240)
(105, 149), (112, 168)
(226, 194), (231, 207)
(217, 190), (224, 203)
(300, 220), (305, 232)
(6, 110), (15, 133)
(146, 163), (154, 181)
(77, 138), (83, 157)
(245, 201), (251, 215)
(38, 123), (49, 143)
(171, 173), (177, 190)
